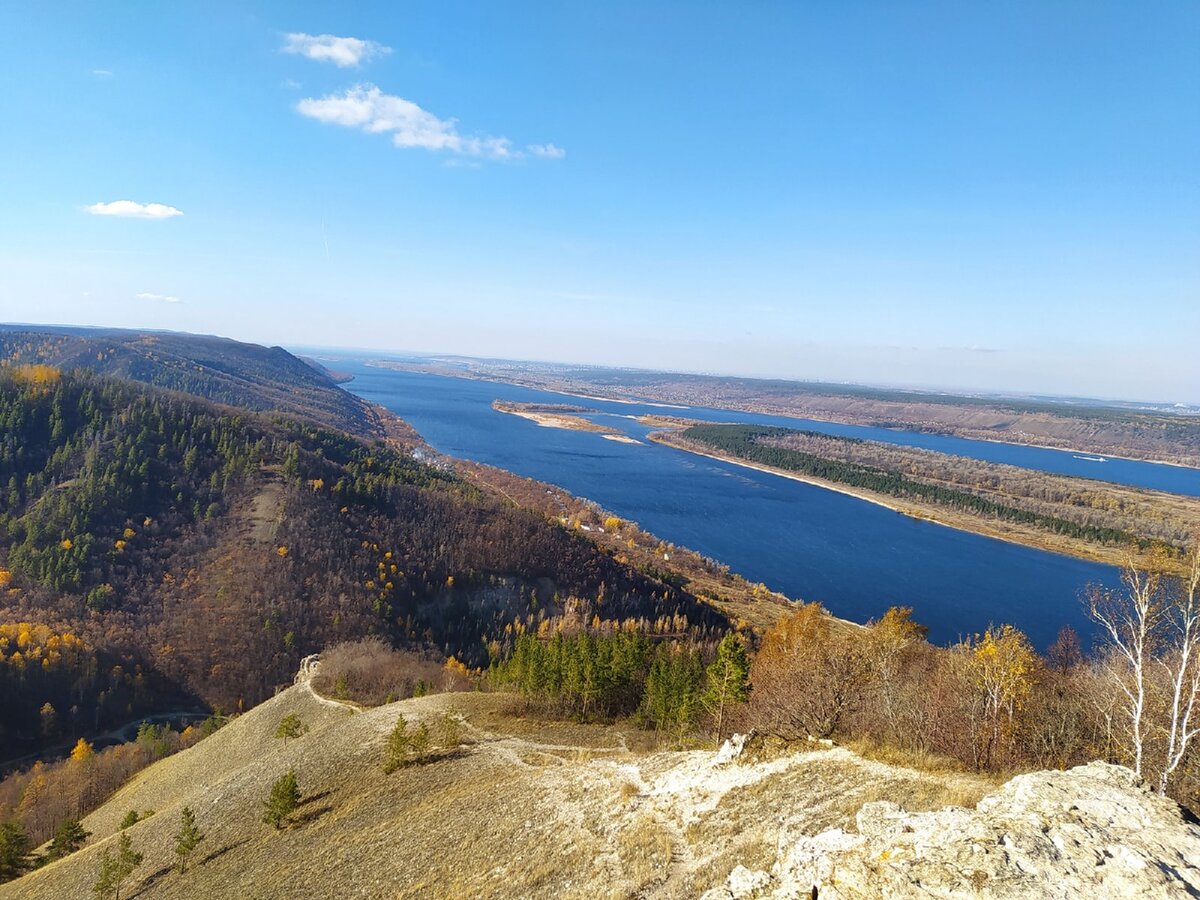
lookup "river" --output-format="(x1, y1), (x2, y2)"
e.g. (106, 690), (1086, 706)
(337, 360), (1143, 649)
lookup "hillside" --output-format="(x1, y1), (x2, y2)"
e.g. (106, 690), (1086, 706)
(0, 365), (726, 761)
(5, 673), (1199, 899)
(0, 325), (373, 436)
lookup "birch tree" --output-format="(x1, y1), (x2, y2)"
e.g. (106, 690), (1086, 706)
(1087, 556), (1166, 779)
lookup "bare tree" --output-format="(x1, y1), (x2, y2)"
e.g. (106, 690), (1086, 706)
(1158, 544), (1200, 794)
(1087, 554), (1167, 779)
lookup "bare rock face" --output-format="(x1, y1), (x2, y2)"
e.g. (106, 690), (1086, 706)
(704, 761), (1200, 899)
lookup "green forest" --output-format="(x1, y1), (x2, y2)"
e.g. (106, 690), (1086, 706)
(0, 365), (725, 760)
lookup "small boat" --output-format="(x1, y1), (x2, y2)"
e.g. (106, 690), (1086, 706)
(1072, 455), (1107, 463)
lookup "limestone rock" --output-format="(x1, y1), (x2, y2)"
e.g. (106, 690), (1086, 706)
(711, 761), (1200, 899)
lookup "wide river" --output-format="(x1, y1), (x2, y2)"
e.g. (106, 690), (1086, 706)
(334, 360), (1191, 649)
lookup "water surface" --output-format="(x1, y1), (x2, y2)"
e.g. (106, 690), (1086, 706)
(341, 361), (1126, 648)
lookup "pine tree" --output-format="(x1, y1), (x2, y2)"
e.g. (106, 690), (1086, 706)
(383, 715), (431, 772)
(274, 713), (306, 745)
(173, 806), (204, 873)
(48, 819), (90, 860)
(0, 822), (29, 883)
(92, 832), (142, 900)
(262, 769), (300, 830)
(702, 633), (751, 745)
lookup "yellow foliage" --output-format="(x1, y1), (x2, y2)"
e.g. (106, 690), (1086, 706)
(70, 738), (94, 763)
(60, 538), (73, 550)
(604, 517), (624, 532)
(277, 546), (288, 558)
(12, 364), (61, 387)
(0, 568), (10, 587)
(123, 527), (136, 539)
(114, 540), (126, 551)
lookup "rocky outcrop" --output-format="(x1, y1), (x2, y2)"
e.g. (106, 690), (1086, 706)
(703, 761), (1200, 899)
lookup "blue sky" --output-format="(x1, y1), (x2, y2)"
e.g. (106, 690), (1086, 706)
(1, 2), (1197, 401)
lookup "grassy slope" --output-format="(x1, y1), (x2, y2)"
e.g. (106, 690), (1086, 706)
(3, 680), (993, 900)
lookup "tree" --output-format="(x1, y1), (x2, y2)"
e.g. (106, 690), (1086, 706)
(746, 604), (871, 739)
(173, 806), (204, 873)
(92, 832), (142, 900)
(47, 819), (90, 860)
(275, 713), (307, 745)
(702, 633), (750, 745)
(0, 822), (29, 883)
(1088, 553), (1169, 779)
(866, 607), (927, 739)
(1157, 544), (1200, 794)
(70, 738), (94, 763)
(262, 769), (300, 829)
(118, 811), (140, 831)
(968, 625), (1037, 769)
(383, 715), (430, 772)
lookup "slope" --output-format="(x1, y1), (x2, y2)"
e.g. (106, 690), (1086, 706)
(5, 674), (1198, 899)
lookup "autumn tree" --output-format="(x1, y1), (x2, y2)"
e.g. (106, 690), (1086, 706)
(92, 831), (142, 900)
(746, 604), (870, 739)
(865, 606), (927, 740)
(173, 806), (204, 873)
(702, 633), (750, 745)
(968, 625), (1037, 769)
(263, 769), (300, 830)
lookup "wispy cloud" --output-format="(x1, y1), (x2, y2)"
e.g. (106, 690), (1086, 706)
(527, 143), (566, 159)
(282, 32), (390, 68)
(85, 200), (183, 219)
(135, 292), (182, 303)
(296, 84), (563, 161)
(91, 68), (113, 78)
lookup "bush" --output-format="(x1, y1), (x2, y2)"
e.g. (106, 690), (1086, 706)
(312, 639), (450, 706)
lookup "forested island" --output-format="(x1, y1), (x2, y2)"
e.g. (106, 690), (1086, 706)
(654, 422), (1199, 568)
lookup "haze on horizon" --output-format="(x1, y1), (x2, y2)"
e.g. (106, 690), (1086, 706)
(1, 2), (1196, 403)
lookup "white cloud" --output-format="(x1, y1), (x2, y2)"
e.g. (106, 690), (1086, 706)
(527, 143), (565, 159)
(85, 200), (184, 219)
(282, 32), (390, 68)
(91, 68), (113, 78)
(296, 84), (562, 161)
(135, 292), (182, 304)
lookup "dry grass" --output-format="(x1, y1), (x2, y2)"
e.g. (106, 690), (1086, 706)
(1, 686), (1014, 900)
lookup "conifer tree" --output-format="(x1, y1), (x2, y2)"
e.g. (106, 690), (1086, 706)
(0, 822), (29, 883)
(275, 713), (306, 745)
(48, 819), (90, 860)
(173, 806), (204, 873)
(703, 633), (751, 745)
(262, 769), (300, 830)
(92, 832), (142, 900)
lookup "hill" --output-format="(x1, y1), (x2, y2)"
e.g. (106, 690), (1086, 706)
(0, 325), (374, 436)
(4, 671), (1198, 899)
(0, 365), (726, 762)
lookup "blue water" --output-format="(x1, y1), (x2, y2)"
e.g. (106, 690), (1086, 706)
(337, 361), (1131, 649)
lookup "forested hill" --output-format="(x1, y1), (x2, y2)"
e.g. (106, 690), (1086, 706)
(0, 365), (726, 761)
(0, 325), (372, 436)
